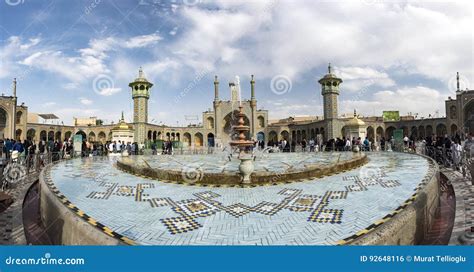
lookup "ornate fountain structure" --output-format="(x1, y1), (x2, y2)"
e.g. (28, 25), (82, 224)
(229, 104), (255, 183)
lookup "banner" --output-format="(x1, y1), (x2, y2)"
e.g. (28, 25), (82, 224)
(0, 246), (471, 272)
(383, 111), (400, 122)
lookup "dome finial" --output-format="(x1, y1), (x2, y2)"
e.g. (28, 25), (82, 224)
(121, 111), (124, 121)
(328, 63), (332, 74)
(138, 67), (144, 78)
(354, 109), (357, 117)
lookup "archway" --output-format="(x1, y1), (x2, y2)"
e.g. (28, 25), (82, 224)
(27, 128), (36, 141)
(183, 133), (191, 147)
(376, 126), (384, 139)
(426, 125), (433, 137)
(152, 131), (157, 141)
(418, 126), (425, 139)
(16, 129), (22, 140)
(280, 130), (289, 141)
(55, 131), (62, 141)
(75, 130), (87, 141)
(366, 126), (375, 141)
(16, 111), (22, 124)
(65, 131), (72, 141)
(0, 107), (7, 139)
(269, 131), (277, 142)
(257, 132), (265, 142)
(98, 131), (106, 143)
(194, 133), (203, 147)
(451, 124), (458, 136)
(410, 126), (418, 139)
(40, 130), (47, 141)
(435, 124), (447, 137)
(257, 116), (265, 128)
(48, 131), (54, 141)
(223, 110), (250, 141)
(88, 131), (96, 142)
(465, 100), (474, 134)
(147, 130), (152, 140)
(385, 126), (396, 138)
(207, 133), (215, 147)
(207, 117), (214, 129)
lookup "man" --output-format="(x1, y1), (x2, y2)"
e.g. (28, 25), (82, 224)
(464, 133), (473, 158)
(309, 138), (315, 152)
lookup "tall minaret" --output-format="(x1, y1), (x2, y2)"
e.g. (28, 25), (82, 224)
(129, 67), (153, 144)
(213, 76), (222, 145)
(12, 78), (17, 140)
(318, 63), (342, 140)
(250, 75), (257, 138)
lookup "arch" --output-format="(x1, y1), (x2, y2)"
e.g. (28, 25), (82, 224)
(257, 116), (265, 128)
(55, 131), (62, 141)
(426, 125), (433, 137)
(450, 124), (458, 136)
(166, 132), (171, 141)
(157, 131), (162, 140)
(75, 130), (87, 141)
(98, 131), (106, 143)
(152, 131), (157, 141)
(183, 132), (191, 147)
(194, 132), (203, 147)
(176, 132), (180, 142)
(435, 123), (447, 136)
(418, 126), (425, 139)
(147, 130), (152, 140)
(257, 132), (265, 142)
(207, 116), (214, 129)
(40, 130), (47, 141)
(207, 133), (215, 147)
(223, 110), (250, 140)
(48, 131), (55, 141)
(16, 111), (22, 124)
(27, 128), (36, 140)
(401, 126), (409, 137)
(465, 100), (474, 134)
(376, 126), (384, 139)
(296, 130), (301, 143)
(366, 126), (375, 140)
(16, 129), (22, 140)
(88, 131), (96, 142)
(301, 130), (307, 141)
(0, 107), (7, 139)
(410, 126), (418, 139)
(269, 131), (277, 142)
(385, 126), (396, 139)
(65, 131), (72, 141)
(280, 130), (289, 141)
(310, 128), (315, 139)
(171, 132), (176, 141)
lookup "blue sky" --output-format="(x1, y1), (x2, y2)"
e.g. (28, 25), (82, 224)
(0, 0), (472, 125)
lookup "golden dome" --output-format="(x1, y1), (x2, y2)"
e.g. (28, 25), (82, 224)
(112, 112), (133, 131)
(346, 110), (366, 127)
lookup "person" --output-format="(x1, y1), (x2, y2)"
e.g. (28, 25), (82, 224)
(380, 137), (386, 151)
(452, 139), (463, 170)
(345, 137), (351, 151)
(363, 137), (370, 151)
(309, 138), (315, 152)
(403, 135), (409, 147)
(301, 138), (307, 152)
(464, 133), (473, 158)
(151, 142), (157, 155)
(4, 138), (12, 159)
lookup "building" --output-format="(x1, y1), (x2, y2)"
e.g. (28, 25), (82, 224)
(0, 66), (472, 148)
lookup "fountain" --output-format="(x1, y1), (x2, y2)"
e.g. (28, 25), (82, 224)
(229, 104), (255, 183)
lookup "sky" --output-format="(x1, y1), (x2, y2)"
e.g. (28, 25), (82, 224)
(0, 0), (472, 126)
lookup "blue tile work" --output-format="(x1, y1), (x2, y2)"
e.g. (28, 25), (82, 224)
(48, 152), (431, 245)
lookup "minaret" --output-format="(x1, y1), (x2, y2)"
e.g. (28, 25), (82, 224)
(213, 75), (222, 146)
(250, 75), (257, 138)
(456, 72), (460, 93)
(12, 78), (17, 140)
(129, 67), (153, 144)
(318, 63), (342, 140)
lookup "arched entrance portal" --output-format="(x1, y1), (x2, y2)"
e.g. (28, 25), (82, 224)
(207, 133), (215, 147)
(465, 100), (474, 134)
(0, 107), (7, 139)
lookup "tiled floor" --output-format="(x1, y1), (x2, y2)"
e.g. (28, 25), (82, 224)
(47, 152), (432, 245)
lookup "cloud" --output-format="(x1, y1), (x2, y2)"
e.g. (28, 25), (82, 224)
(79, 97), (93, 105)
(333, 66), (395, 92)
(124, 33), (162, 48)
(340, 86), (445, 118)
(96, 87), (121, 96)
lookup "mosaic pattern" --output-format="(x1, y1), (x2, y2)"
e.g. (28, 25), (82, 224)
(47, 152), (435, 245)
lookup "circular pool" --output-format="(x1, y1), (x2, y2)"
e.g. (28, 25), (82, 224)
(40, 152), (439, 245)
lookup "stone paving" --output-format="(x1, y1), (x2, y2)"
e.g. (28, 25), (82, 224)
(47, 152), (432, 245)
(443, 169), (473, 245)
